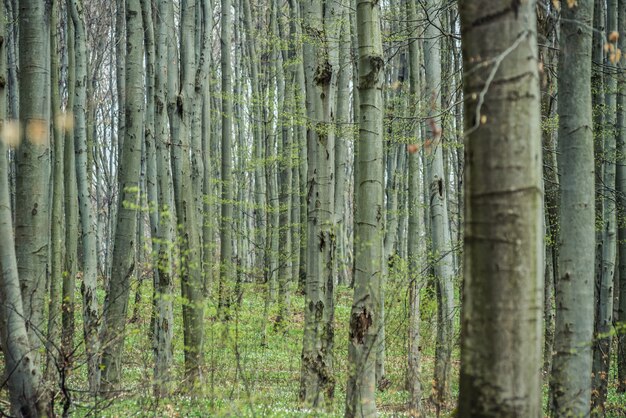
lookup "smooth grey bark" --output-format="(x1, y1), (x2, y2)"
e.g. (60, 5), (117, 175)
(68, 0), (101, 392)
(15, 0), (52, 367)
(334, 0), (350, 288)
(140, 0), (157, 317)
(197, 0), (213, 298)
(170, 0), (204, 383)
(550, 1), (595, 416)
(286, 0), (308, 293)
(423, 0), (454, 406)
(0, 0), (46, 412)
(619, 0), (626, 394)
(62, 19), (78, 364)
(152, 0), (175, 397)
(242, 0), (266, 284)
(275, 0), (292, 329)
(592, 0), (617, 411)
(46, 0), (64, 387)
(99, 0), (144, 393)
(261, 1), (279, 343)
(459, 0), (544, 416)
(345, 0), (384, 415)
(299, 0), (337, 407)
(406, 0), (423, 412)
(287, 0), (302, 301)
(219, 0), (234, 321)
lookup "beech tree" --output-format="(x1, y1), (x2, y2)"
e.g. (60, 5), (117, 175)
(550, 0), (595, 416)
(458, 0), (544, 416)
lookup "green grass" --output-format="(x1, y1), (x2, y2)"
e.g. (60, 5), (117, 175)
(56, 271), (453, 417)
(13, 269), (626, 417)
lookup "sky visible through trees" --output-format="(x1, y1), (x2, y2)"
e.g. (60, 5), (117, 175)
(0, 0), (624, 417)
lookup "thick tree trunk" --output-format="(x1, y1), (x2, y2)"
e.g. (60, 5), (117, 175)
(16, 0), (52, 370)
(0, 0), (46, 412)
(299, 0), (337, 407)
(345, 0), (384, 415)
(458, 1), (544, 416)
(550, 1), (595, 416)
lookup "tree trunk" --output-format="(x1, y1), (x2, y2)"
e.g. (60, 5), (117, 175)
(406, 0), (423, 412)
(68, 0), (101, 392)
(458, 1), (544, 416)
(46, 0), (64, 390)
(99, 0), (144, 393)
(616, 0), (626, 395)
(62, 17), (78, 368)
(15, 0), (52, 370)
(345, 0), (384, 415)
(299, 0), (337, 407)
(219, 0), (234, 323)
(275, 0), (292, 329)
(152, 0), (176, 396)
(592, 0), (617, 411)
(423, 0), (455, 407)
(0, 0), (47, 412)
(550, 1), (595, 416)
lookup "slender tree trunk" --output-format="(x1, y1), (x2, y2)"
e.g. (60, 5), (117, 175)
(99, 0), (144, 393)
(345, 0), (384, 415)
(616, 0), (626, 395)
(219, 0), (234, 322)
(287, 0), (308, 294)
(68, 0), (101, 392)
(458, 1), (543, 416)
(152, 0), (176, 396)
(592, 1), (618, 411)
(62, 18), (78, 367)
(242, 0), (266, 284)
(423, 0), (455, 407)
(406, 0), (423, 412)
(275, 0), (292, 329)
(171, 0), (205, 384)
(46, 0), (65, 390)
(334, 0), (350, 288)
(550, 1), (595, 416)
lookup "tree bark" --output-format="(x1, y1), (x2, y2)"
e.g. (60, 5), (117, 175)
(99, 0), (144, 393)
(592, 0), (617, 411)
(550, 1), (595, 416)
(345, 0), (384, 415)
(458, 0), (544, 416)
(0, 0), (47, 413)
(68, 0), (101, 392)
(299, 0), (337, 407)
(15, 0), (52, 370)
(423, 0), (455, 407)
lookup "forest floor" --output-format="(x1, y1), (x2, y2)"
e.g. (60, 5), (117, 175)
(4, 274), (626, 417)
